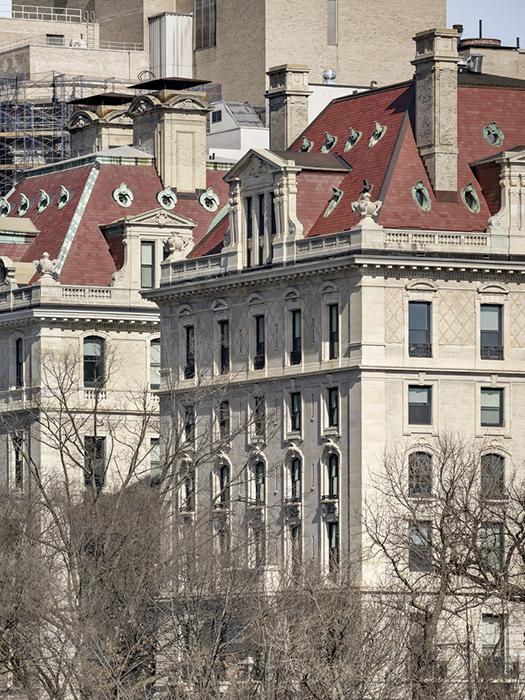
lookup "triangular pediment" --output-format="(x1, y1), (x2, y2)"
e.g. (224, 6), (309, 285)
(104, 208), (197, 230)
(224, 148), (297, 182)
(471, 145), (525, 167)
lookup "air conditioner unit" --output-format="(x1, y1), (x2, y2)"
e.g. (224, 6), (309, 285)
(71, 40), (86, 48)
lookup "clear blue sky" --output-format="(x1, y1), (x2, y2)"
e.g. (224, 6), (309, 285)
(448, 0), (525, 46)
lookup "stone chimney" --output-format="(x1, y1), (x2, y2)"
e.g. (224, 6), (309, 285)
(265, 64), (311, 152)
(67, 99), (133, 158)
(412, 28), (461, 197)
(129, 80), (210, 193)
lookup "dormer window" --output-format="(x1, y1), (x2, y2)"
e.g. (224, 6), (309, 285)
(300, 137), (313, 152)
(0, 197), (10, 217)
(211, 109), (222, 123)
(18, 194), (29, 217)
(368, 122), (387, 148)
(461, 183), (481, 214)
(140, 242), (155, 288)
(321, 131), (337, 153)
(483, 122), (504, 147)
(245, 192), (271, 267)
(37, 190), (50, 213)
(199, 187), (219, 212)
(344, 127), (362, 152)
(57, 185), (70, 209)
(323, 187), (343, 218)
(157, 186), (177, 210)
(412, 181), (432, 211)
(112, 183), (133, 208)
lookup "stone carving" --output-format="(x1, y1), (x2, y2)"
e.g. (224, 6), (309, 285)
(300, 137), (313, 152)
(69, 112), (91, 129)
(163, 232), (192, 260)
(37, 189), (50, 213)
(344, 127), (362, 152)
(0, 197), (10, 217)
(385, 288), (403, 344)
(439, 291), (474, 346)
(33, 252), (57, 281)
(351, 191), (382, 219)
(199, 187), (219, 212)
(18, 193), (29, 217)
(157, 186), (177, 211)
(369, 122), (387, 148)
(57, 185), (70, 210)
(483, 122), (504, 147)
(112, 182), (133, 208)
(510, 296), (525, 348)
(244, 157), (265, 178)
(321, 131), (337, 153)
(324, 187), (344, 218)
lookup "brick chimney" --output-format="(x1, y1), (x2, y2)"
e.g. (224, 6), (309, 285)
(265, 64), (311, 152)
(412, 28), (461, 197)
(129, 79), (210, 193)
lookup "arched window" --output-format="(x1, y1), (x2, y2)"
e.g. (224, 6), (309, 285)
(150, 339), (161, 390)
(327, 453), (339, 498)
(15, 337), (24, 388)
(219, 464), (230, 507)
(290, 458), (302, 502)
(408, 452), (432, 497)
(481, 453), (505, 500)
(83, 336), (105, 387)
(254, 461), (265, 505)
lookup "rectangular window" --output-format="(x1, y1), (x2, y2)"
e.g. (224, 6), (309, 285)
(408, 386), (432, 425)
(481, 614), (504, 678)
(211, 109), (222, 123)
(140, 241), (155, 289)
(409, 520), (432, 572)
(219, 464), (230, 506)
(150, 339), (161, 390)
(184, 406), (195, 445)
(290, 459), (302, 502)
(327, 0), (337, 45)
(290, 392), (301, 433)
(246, 197), (253, 239)
(409, 301), (431, 357)
(481, 454), (505, 500)
(257, 193), (265, 266)
(328, 522), (339, 573)
(480, 522), (504, 571)
(290, 524), (302, 575)
(150, 437), (160, 483)
(481, 304), (503, 359)
(84, 436), (106, 492)
(327, 387), (339, 428)
(13, 433), (23, 490)
(254, 461), (265, 505)
(219, 400), (230, 441)
(181, 468), (195, 512)
(253, 524), (266, 569)
(195, 0), (216, 50)
(46, 33), (65, 46)
(15, 337), (24, 388)
(254, 395), (265, 438)
(219, 319), (230, 374)
(290, 309), (302, 365)
(328, 303), (339, 360)
(481, 388), (504, 427)
(254, 315), (265, 369)
(184, 326), (195, 379)
(270, 192), (277, 237)
(408, 452), (432, 497)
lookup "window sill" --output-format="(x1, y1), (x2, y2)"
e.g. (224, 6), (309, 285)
(324, 427), (340, 437)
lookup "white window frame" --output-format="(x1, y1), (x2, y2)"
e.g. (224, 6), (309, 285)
(403, 379), (438, 436)
(476, 382), (510, 438)
(476, 285), (509, 365)
(321, 284), (341, 364)
(404, 283), (438, 363)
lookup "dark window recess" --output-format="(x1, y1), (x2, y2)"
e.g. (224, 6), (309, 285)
(184, 326), (195, 379)
(481, 453), (505, 500)
(195, 0), (216, 49)
(150, 437), (161, 484)
(409, 301), (431, 357)
(480, 522), (504, 571)
(254, 461), (265, 505)
(150, 339), (161, 390)
(219, 463), (230, 506)
(481, 388), (504, 427)
(290, 309), (302, 365)
(254, 315), (265, 369)
(327, 387), (339, 428)
(408, 452), (432, 497)
(290, 392), (301, 432)
(258, 193), (265, 266)
(246, 197), (253, 239)
(15, 337), (24, 388)
(184, 405), (195, 445)
(409, 521), (432, 572)
(253, 523), (266, 568)
(83, 336), (105, 388)
(219, 400), (230, 441)
(290, 458), (302, 502)
(408, 386), (432, 425)
(219, 319), (230, 374)
(327, 453), (339, 497)
(254, 396), (265, 438)
(270, 192), (277, 236)
(328, 303), (339, 359)
(140, 241), (155, 289)
(46, 33), (65, 46)
(328, 522), (339, 573)
(13, 433), (23, 489)
(211, 109), (222, 123)
(290, 524), (302, 574)
(480, 304), (503, 360)
(84, 436), (106, 492)
(181, 469), (195, 512)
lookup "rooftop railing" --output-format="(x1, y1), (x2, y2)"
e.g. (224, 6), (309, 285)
(10, 4), (89, 23)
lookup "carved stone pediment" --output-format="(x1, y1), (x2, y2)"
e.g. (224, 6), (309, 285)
(106, 208), (197, 231)
(127, 94), (161, 117)
(105, 110), (133, 125)
(224, 148), (296, 183)
(164, 94), (210, 112)
(67, 110), (97, 131)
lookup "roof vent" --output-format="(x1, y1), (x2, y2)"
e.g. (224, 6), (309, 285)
(467, 53), (484, 73)
(322, 68), (337, 85)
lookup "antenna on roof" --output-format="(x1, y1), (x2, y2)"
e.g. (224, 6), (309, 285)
(479, 19), (483, 39)
(517, 37), (521, 49)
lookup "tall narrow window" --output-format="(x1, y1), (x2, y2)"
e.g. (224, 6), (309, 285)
(327, 0), (338, 45)
(408, 452), (432, 497)
(150, 339), (161, 390)
(327, 387), (339, 428)
(327, 453), (339, 497)
(290, 392), (302, 433)
(13, 433), (23, 490)
(328, 303), (339, 360)
(15, 337), (24, 388)
(140, 241), (155, 289)
(184, 326), (195, 379)
(481, 453), (505, 500)
(480, 304), (503, 359)
(219, 400), (230, 441)
(84, 436), (106, 492)
(253, 523), (266, 568)
(327, 522), (339, 573)
(409, 301), (431, 357)
(195, 0), (216, 49)
(480, 522), (504, 571)
(83, 337), (105, 388)
(254, 395), (265, 438)
(290, 309), (302, 365)
(258, 193), (265, 266)
(481, 388), (504, 427)
(409, 521), (432, 572)
(254, 461), (265, 506)
(290, 524), (302, 575)
(254, 315), (265, 369)
(408, 386), (432, 425)
(219, 319), (230, 374)
(481, 614), (504, 678)
(219, 463), (230, 507)
(270, 192), (277, 237)
(181, 467), (195, 512)
(150, 437), (161, 484)
(290, 458), (302, 502)
(184, 405), (195, 445)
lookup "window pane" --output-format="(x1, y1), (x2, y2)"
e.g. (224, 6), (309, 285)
(481, 454), (505, 499)
(481, 305), (501, 332)
(408, 386), (431, 425)
(409, 452), (432, 496)
(150, 339), (160, 389)
(481, 389), (503, 426)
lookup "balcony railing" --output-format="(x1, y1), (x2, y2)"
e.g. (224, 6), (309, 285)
(409, 343), (432, 358)
(11, 5), (87, 22)
(481, 345), (504, 360)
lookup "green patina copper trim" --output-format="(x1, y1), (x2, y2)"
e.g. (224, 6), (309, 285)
(461, 183), (481, 213)
(112, 182), (133, 208)
(323, 187), (344, 218)
(300, 137), (313, 152)
(199, 187), (220, 212)
(483, 122), (504, 147)
(157, 186), (177, 210)
(0, 197), (11, 217)
(37, 189), (51, 213)
(18, 193), (30, 217)
(57, 185), (70, 209)
(369, 122), (387, 148)
(344, 127), (362, 152)
(321, 132), (337, 153)
(411, 181), (432, 211)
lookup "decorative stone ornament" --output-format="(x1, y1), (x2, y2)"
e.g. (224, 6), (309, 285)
(344, 127), (362, 152)
(163, 232), (192, 260)
(483, 122), (504, 147)
(57, 185), (70, 209)
(18, 193), (29, 217)
(351, 191), (382, 219)
(0, 197), (10, 217)
(112, 182), (133, 208)
(33, 251), (57, 281)
(411, 180), (432, 211)
(321, 131), (337, 153)
(368, 122), (387, 148)
(199, 187), (220, 212)
(300, 137), (313, 152)
(157, 186), (177, 210)
(37, 189), (50, 213)
(461, 183), (481, 213)
(323, 187), (344, 218)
